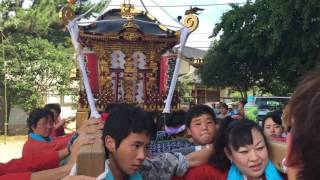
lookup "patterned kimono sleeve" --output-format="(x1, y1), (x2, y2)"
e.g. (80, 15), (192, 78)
(139, 152), (189, 180)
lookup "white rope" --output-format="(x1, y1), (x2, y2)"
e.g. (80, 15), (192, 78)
(74, 1), (102, 22)
(95, 0), (113, 20)
(149, 0), (184, 27)
(163, 27), (190, 113)
(130, 0), (192, 113)
(127, 18), (181, 29)
(67, 0), (192, 115)
(144, 0), (192, 113)
(139, 0), (149, 14)
(66, 2), (104, 118)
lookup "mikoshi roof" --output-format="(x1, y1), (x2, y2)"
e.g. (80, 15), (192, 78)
(79, 8), (178, 37)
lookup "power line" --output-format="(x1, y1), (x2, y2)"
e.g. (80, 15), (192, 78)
(188, 46), (211, 48)
(107, 2), (248, 8)
(192, 32), (212, 34)
(187, 41), (212, 42)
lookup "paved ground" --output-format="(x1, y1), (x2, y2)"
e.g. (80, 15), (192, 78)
(0, 135), (26, 163)
(0, 121), (76, 163)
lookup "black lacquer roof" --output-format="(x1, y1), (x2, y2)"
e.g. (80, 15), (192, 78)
(79, 9), (177, 37)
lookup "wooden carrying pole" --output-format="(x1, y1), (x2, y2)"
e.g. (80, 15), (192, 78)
(268, 140), (287, 173)
(77, 139), (105, 176)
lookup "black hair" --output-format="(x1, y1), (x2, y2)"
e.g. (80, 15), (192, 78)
(262, 112), (282, 128)
(166, 110), (186, 128)
(185, 104), (216, 127)
(152, 112), (165, 131)
(287, 69), (320, 180)
(220, 103), (228, 110)
(103, 104), (156, 151)
(27, 108), (53, 133)
(44, 103), (61, 114)
(104, 103), (118, 113)
(209, 119), (267, 171)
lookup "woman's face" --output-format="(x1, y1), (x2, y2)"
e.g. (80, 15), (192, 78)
(32, 116), (53, 138)
(226, 128), (269, 180)
(264, 118), (283, 138)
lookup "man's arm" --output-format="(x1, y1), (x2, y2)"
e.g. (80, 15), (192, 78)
(0, 152), (60, 176)
(53, 117), (66, 129)
(185, 145), (213, 167)
(30, 118), (103, 179)
(140, 152), (189, 179)
(0, 172), (31, 180)
(30, 164), (72, 180)
(139, 145), (213, 179)
(58, 148), (69, 160)
(0, 118), (102, 180)
(0, 148), (72, 180)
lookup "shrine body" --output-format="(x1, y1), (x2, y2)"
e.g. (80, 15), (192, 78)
(76, 4), (182, 122)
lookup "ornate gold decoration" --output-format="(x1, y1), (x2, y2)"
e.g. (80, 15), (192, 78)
(124, 57), (137, 103)
(59, 5), (75, 25)
(123, 20), (140, 29)
(191, 57), (204, 68)
(184, 7), (204, 16)
(99, 58), (112, 88)
(69, 68), (79, 80)
(183, 14), (199, 32)
(80, 31), (178, 44)
(122, 31), (141, 41)
(120, 4), (140, 19)
(67, 0), (76, 5)
(121, 20), (142, 41)
(148, 51), (158, 90)
(120, 26), (143, 41)
(75, 111), (89, 129)
(76, 6), (182, 113)
(124, 57), (137, 81)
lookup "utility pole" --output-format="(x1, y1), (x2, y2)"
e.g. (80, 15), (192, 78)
(1, 32), (7, 144)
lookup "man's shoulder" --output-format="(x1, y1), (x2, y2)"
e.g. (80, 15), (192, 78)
(140, 152), (188, 179)
(149, 139), (193, 155)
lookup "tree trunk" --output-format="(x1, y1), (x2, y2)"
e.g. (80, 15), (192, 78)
(239, 90), (244, 99)
(0, 96), (10, 134)
(243, 91), (248, 100)
(0, 96), (3, 133)
(237, 85), (248, 100)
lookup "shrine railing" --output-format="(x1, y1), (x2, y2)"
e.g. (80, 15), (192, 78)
(78, 89), (180, 112)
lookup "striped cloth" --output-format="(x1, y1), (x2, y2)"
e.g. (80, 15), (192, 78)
(148, 138), (194, 156)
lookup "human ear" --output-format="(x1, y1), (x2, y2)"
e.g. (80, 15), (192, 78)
(105, 135), (116, 153)
(31, 125), (37, 132)
(187, 127), (192, 136)
(224, 148), (232, 162)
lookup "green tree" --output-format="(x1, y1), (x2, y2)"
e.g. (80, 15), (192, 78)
(0, 0), (75, 112)
(177, 73), (196, 103)
(201, 0), (320, 97)
(201, 2), (275, 98)
(2, 35), (74, 111)
(266, 0), (320, 92)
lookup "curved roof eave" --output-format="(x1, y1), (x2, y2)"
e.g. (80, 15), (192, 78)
(79, 9), (180, 38)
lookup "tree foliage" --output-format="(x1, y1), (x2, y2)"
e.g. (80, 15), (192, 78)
(200, 0), (320, 97)
(0, 0), (75, 112)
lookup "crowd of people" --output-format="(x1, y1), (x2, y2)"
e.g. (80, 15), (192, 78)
(1, 68), (319, 179)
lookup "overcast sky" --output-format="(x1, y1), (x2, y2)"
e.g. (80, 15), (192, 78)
(91, 0), (247, 50)
(22, 0), (246, 50)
